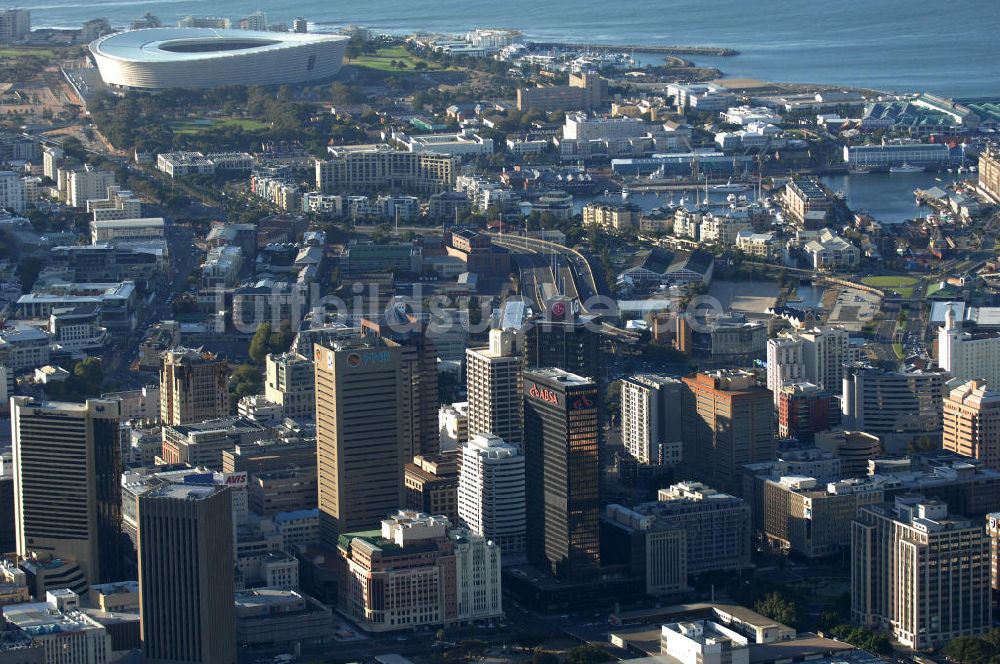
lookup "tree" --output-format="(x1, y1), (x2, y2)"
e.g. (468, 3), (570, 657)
(248, 322), (272, 364)
(268, 320), (294, 355)
(17, 256), (44, 291)
(532, 650), (559, 664)
(944, 636), (996, 664)
(754, 592), (802, 628)
(566, 644), (613, 664)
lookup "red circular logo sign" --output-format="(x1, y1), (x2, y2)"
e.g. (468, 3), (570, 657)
(347, 353), (362, 367)
(551, 301), (566, 317)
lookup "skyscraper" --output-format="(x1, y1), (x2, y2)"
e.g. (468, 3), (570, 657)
(362, 314), (439, 458)
(524, 298), (600, 380)
(620, 374), (683, 465)
(680, 371), (775, 495)
(943, 378), (1000, 471)
(458, 433), (526, 559)
(523, 368), (600, 579)
(765, 336), (805, 405)
(938, 304), (1000, 386)
(314, 342), (402, 544)
(159, 347), (229, 426)
(467, 328), (525, 450)
(852, 496), (991, 650)
(11, 397), (123, 588)
(138, 483), (235, 664)
(767, 327), (850, 401)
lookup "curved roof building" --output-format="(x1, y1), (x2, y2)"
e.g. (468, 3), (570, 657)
(90, 28), (348, 90)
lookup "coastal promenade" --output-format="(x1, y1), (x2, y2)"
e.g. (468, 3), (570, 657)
(531, 41), (738, 56)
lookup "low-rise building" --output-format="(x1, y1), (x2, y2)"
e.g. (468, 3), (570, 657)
(161, 417), (270, 469)
(234, 589), (333, 648)
(583, 202), (640, 231)
(3, 599), (111, 664)
(803, 229), (860, 270)
(337, 511), (502, 632)
(602, 482), (752, 595)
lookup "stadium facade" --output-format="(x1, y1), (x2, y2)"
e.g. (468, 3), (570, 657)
(90, 28), (348, 90)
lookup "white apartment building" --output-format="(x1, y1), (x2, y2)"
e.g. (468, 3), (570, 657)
(699, 213), (752, 247)
(938, 304), (1000, 386)
(87, 185), (141, 221)
(660, 620), (750, 664)
(466, 328), (524, 450)
(0, 170), (26, 213)
(201, 245), (243, 288)
(563, 112), (647, 141)
(803, 229), (860, 270)
(402, 130), (494, 156)
(439, 401), (469, 452)
(458, 433), (526, 559)
(90, 217), (165, 244)
(768, 326), (850, 399)
(621, 374), (683, 465)
(766, 336), (806, 406)
(66, 167), (116, 209)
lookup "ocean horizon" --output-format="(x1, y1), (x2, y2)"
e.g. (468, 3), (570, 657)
(24, 0), (1000, 98)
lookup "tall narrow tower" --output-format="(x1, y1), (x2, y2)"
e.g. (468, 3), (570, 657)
(12, 396), (123, 588)
(138, 483), (236, 664)
(314, 342), (403, 544)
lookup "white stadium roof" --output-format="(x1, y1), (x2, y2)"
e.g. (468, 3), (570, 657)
(90, 28), (348, 89)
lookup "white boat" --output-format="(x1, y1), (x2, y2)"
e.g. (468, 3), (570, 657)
(711, 179), (748, 192)
(890, 163), (924, 174)
(849, 167), (873, 175)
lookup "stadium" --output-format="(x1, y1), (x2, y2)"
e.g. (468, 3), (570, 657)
(89, 28), (349, 90)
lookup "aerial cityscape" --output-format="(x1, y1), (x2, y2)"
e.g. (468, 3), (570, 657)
(0, 4), (999, 664)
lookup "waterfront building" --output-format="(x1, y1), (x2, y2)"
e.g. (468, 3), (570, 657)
(979, 148), (1000, 202)
(524, 368), (600, 579)
(852, 497), (991, 649)
(582, 202), (641, 231)
(11, 397), (123, 592)
(842, 142), (954, 169)
(517, 73), (607, 112)
(138, 483), (236, 664)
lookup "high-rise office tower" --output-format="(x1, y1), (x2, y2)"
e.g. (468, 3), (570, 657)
(524, 298), (600, 380)
(362, 314), (439, 458)
(943, 379), (1000, 470)
(314, 342), (402, 544)
(159, 347), (230, 426)
(680, 371), (775, 495)
(138, 483), (235, 664)
(11, 397), (123, 588)
(853, 497), (991, 650)
(938, 304), (1000, 386)
(467, 328), (525, 449)
(458, 433), (526, 559)
(841, 364), (947, 454)
(523, 368), (600, 579)
(620, 374), (683, 465)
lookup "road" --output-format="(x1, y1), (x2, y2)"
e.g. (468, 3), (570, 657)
(101, 222), (200, 382)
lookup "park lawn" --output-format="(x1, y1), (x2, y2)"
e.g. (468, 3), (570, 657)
(861, 275), (918, 297)
(351, 46), (440, 72)
(892, 343), (905, 359)
(170, 118), (269, 134)
(0, 48), (57, 59)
